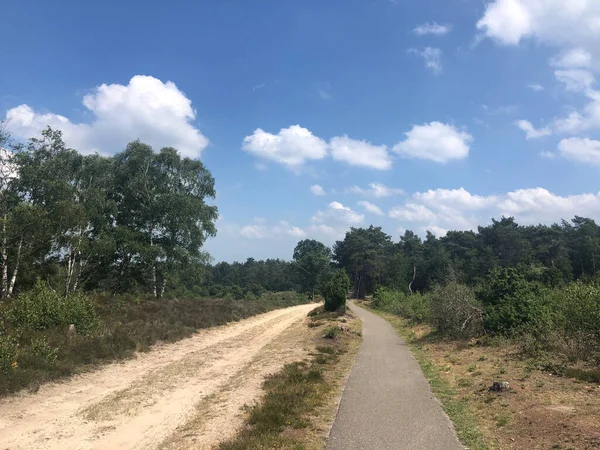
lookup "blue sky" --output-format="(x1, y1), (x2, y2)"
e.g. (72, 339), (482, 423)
(2, 0), (600, 262)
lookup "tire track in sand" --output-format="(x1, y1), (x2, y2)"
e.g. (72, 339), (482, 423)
(0, 303), (317, 450)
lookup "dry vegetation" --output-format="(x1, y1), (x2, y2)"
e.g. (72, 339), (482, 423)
(371, 306), (600, 450)
(219, 305), (361, 450)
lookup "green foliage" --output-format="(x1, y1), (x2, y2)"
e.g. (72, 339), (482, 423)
(293, 239), (331, 299)
(324, 325), (341, 339)
(429, 282), (483, 338)
(478, 267), (554, 334)
(9, 280), (100, 335)
(0, 334), (18, 373)
(372, 287), (430, 323)
(30, 337), (58, 362)
(324, 270), (350, 312)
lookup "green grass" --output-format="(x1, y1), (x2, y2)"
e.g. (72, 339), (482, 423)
(367, 307), (489, 450)
(219, 360), (331, 450)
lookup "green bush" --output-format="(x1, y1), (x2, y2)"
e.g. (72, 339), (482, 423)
(9, 280), (100, 335)
(324, 270), (350, 312)
(0, 335), (18, 373)
(478, 268), (554, 334)
(372, 287), (430, 323)
(429, 282), (483, 338)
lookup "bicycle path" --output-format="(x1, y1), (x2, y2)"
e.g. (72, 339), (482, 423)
(327, 302), (464, 450)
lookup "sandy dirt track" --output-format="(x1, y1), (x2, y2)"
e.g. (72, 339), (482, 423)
(0, 303), (317, 450)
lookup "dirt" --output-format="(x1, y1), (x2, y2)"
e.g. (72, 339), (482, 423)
(407, 323), (600, 450)
(0, 303), (318, 450)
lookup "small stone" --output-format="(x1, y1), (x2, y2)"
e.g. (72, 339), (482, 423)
(489, 381), (510, 392)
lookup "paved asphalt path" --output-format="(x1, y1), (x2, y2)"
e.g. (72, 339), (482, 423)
(327, 302), (463, 450)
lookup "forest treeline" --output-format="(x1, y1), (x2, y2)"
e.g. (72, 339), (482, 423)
(329, 223), (600, 366)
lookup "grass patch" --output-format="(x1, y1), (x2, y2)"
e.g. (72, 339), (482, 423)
(0, 292), (309, 397)
(219, 362), (329, 450)
(323, 326), (341, 340)
(367, 307), (489, 450)
(564, 367), (600, 383)
(219, 305), (362, 449)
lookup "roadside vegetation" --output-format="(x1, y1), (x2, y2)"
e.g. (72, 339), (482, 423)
(220, 301), (361, 450)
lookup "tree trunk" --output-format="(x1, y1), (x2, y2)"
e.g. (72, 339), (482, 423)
(1, 213), (7, 298)
(408, 264), (416, 296)
(7, 236), (23, 298)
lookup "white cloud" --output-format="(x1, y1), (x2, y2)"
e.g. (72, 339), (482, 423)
(552, 48), (592, 69)
(389, 203), (437, 222)
(347, 182), (404, 198)
(476, 0), (600, 52)
(393, 122), (473, 163)
(242, 125), (328, 169)
(358, 201), (384, 216)
(413, 22), (452, 36)
(414, 187), (497, 210)
(240, 220), (307, 240)
(553, 89), (600, 133)
(528, 83), (544, 91)
(408, 47), (442, 74)
(388, 186), (600, 232)
(5, 76), (209, 158)
(329, 136), (392, 170)
(554, 69), (595, 92)
(515, 119), (552, 139)
(539, 150), (557, 159)
(558, 137), (600, 166)
(310, 184), (326, 196)
(424, 225), (448, 237)
(497, 188), (600, 223)
(312, 201), (364, 226)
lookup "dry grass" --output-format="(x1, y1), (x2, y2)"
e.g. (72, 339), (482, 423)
(372, 307), (600, 450)
(219, 305), (361, 449)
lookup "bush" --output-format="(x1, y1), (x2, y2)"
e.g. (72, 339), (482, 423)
(478, 268), (553, 335)
(9, 280), (100, 335)
(430, 282), (483, 338)
(324, 270), (350, 312)
(372, 287), (430, 323)
(0, 335), (18, 373)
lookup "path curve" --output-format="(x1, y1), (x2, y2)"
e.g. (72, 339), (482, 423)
(327, 302), (463, 450)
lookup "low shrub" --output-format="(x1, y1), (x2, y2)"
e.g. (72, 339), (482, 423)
(0, 334), (18, 373)
(9, 280), (100, 335)
(430, 282), (483, 338)
(372, 287), (430, 323)
(324, 326), (341, 339)
(324, 270), (350, 312)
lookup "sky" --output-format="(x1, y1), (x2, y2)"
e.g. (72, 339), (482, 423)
(2, 0), (600, 262)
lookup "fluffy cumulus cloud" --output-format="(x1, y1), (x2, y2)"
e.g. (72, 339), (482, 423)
(476, 0), (600, 152)
(557, 137), (600, 166)
(476, 0), (600, 51)
(329, 136), (392, 170)
(310, 184), (326, 196)
(358, 201), (384, 216)
(413, 22), (452, 36)
(242, 125), (328, 168)
(389, 187), (600, 232)
(347, 182), (404, 197)
(515, 120), (551, 139)
(239, 220), (307, 239)
(393, 122), (473, 163)
(5, 76), (208, 158)
(243, 127), (393, 171)
(408, 47), (443, 74)
(312, 201), (364, 226)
